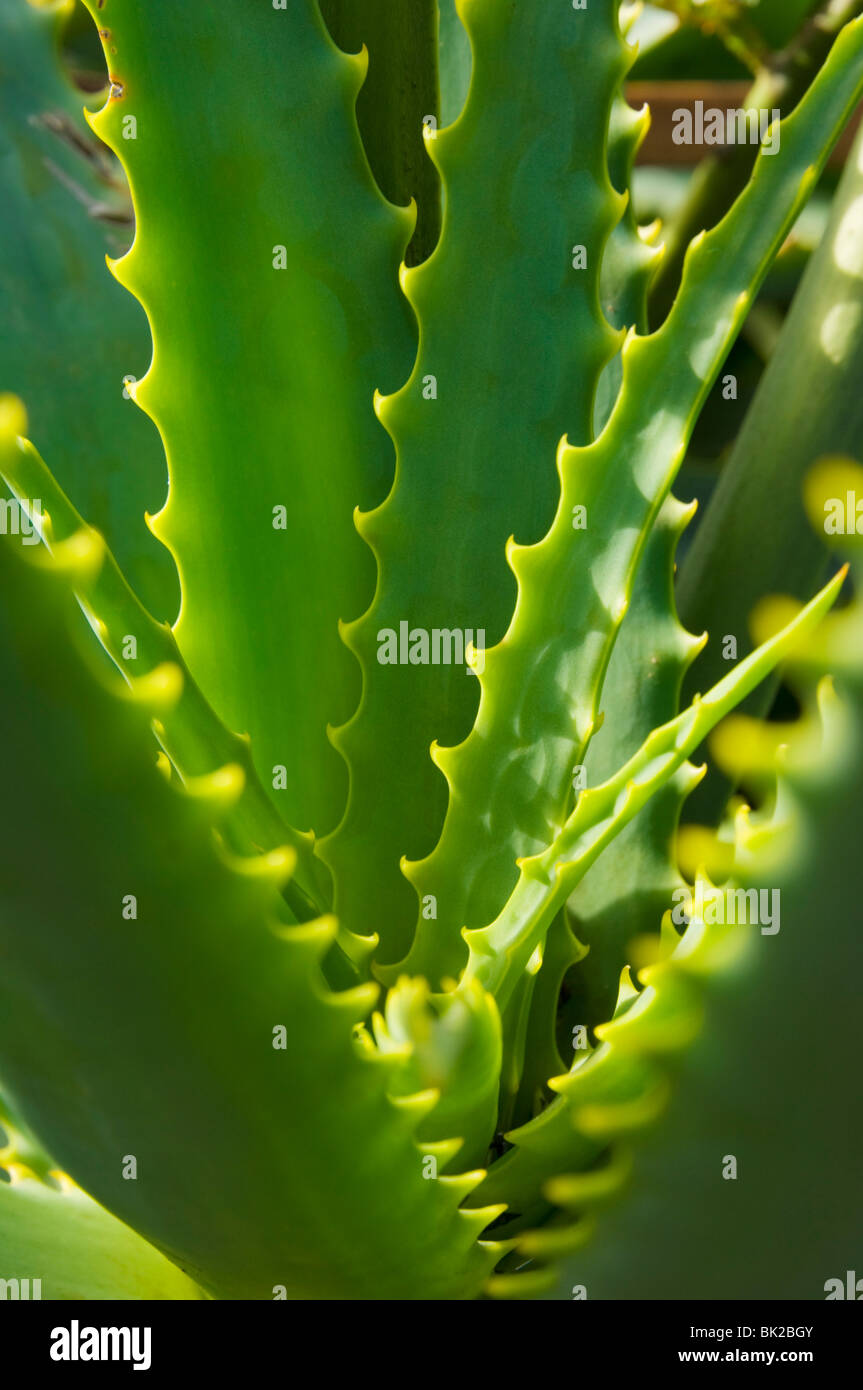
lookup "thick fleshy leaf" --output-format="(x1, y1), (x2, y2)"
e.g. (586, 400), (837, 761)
(0, 523), (502, 1300)
(482, 489), (863, 1298)
(321, 0), (441, 265)
(323, 0), (627, 961)
(567, 61), (701, 1039)
(461, 567), (843, 1009)
(0, 0), (175, 617)
(0, 408), (324, 923)
(0, 1092), (204, 1300)
(679, 121), (863, 819)
(401, 15), (863, 988)
(556, 662), (863, 1297)
(81, 0), (414, 841)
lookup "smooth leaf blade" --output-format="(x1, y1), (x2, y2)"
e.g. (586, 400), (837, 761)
(0, 1091), (204, 1301)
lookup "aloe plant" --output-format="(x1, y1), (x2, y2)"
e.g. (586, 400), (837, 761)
(0, 0), (861, 1301)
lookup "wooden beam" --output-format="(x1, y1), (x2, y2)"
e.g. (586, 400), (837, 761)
(628, 82), (863, 166)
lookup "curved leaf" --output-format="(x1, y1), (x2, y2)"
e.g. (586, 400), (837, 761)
(0, 520), (502, 1300)
(0, 0), (175, 617)
(323, 0), (626, 962)
(81, 0), (414, 841)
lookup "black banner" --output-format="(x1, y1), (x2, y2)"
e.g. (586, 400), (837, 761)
(0, 1298), (859, 1375)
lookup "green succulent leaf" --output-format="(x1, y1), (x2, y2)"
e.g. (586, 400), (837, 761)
(480, 474), (863, 1298)
(0, 519), (502, 1301)
(320, 0), (441, 265)
(569, 58), (703, 1037)
(81, 0), (414, 843)
(0, 0), (175, 618)
(0, 0), (860, 1307)
(566, 497), (703, 1035)
(324, 0), (627, 963)
(461, 564), (844, 1009)
(0, 410), (326, 925)
(438, 0), (472, 127)
(401, 12), (863, 988)
(648, 0), (863, 323)
(679, 120), (863, 819)
(594, 9), (658, 435)
(556, 600), (863, 1297)
(0, 1092), (204, 1300)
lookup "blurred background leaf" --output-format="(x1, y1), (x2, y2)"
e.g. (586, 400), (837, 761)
(0, 0), (176, 618)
